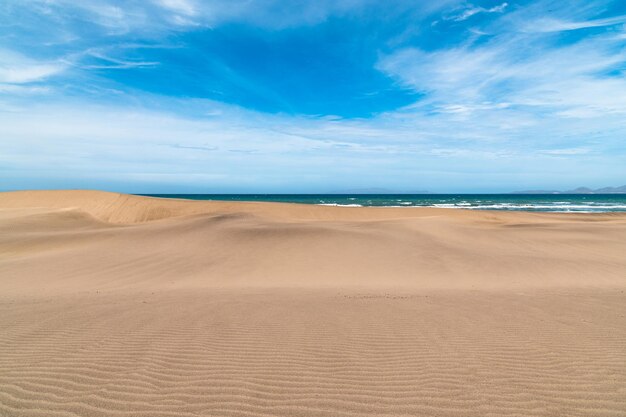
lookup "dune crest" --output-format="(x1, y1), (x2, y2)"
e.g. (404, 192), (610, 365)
(4, 189), (622, 225)
(1, 190), (625, 294)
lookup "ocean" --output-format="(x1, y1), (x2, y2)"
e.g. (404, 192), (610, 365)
(141, 194), (626, 213)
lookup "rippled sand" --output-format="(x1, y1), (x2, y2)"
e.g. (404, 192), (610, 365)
(1, 190), (625, 416)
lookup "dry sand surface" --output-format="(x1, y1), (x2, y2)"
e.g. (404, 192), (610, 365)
(1, 190), (625, 416)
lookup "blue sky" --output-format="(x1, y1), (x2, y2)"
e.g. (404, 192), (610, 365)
(1, 0), (625, 193)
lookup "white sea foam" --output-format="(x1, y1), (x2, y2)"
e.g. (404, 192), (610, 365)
(432, 203), (626, 211)
(317, 203), (363, 207)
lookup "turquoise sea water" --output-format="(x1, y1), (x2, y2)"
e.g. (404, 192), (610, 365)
(141, 194), (626, 213)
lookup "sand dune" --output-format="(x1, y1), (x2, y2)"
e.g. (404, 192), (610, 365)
(1, 190), (626, 416)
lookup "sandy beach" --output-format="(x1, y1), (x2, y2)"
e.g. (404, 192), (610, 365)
(1, 190), (625, 416)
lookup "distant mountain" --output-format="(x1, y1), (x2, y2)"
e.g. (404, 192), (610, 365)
(595, 185), (626, 193)
(512, 185), (626, 194)
(511, 190), (560, 194)
(564, 187), (595, 194)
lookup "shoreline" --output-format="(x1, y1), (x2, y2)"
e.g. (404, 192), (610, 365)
(2, 189), (626, 224)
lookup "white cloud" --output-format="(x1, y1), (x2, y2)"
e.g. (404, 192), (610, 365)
(523, 13), (626, 33)
(80, 49), (160, 69)
(449, 2), (508, 22)
(0, 49), (66, 84)
(0, 84), (51, 94)
(5, 0), (463, 36)
(539, 148), (591, 156)
(1, 0), (625, 192)
(155, 0), (197, 16)
(378, 31), (626, 119)
(0, 64), (64, 84)
(0, 91), (624, 192)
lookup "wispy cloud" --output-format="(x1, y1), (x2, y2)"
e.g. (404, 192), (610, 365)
(0, 49), (66, 84)
(79, 49), (160, 69)
(523, 13), (626, 33)
(378, 29), (626, 118)
(448, 2), (508, 22)
(539, 148), (591, 156)
(155, 0), (197, 16)
(1, 0), (625, 192)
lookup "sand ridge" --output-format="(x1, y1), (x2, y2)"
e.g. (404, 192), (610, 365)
(1, 190), (625, 295)
(1, 190), (626, 416)
(2, 189), (623, 224)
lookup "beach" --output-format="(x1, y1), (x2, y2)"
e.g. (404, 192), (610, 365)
(1, 190), (626, 416)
